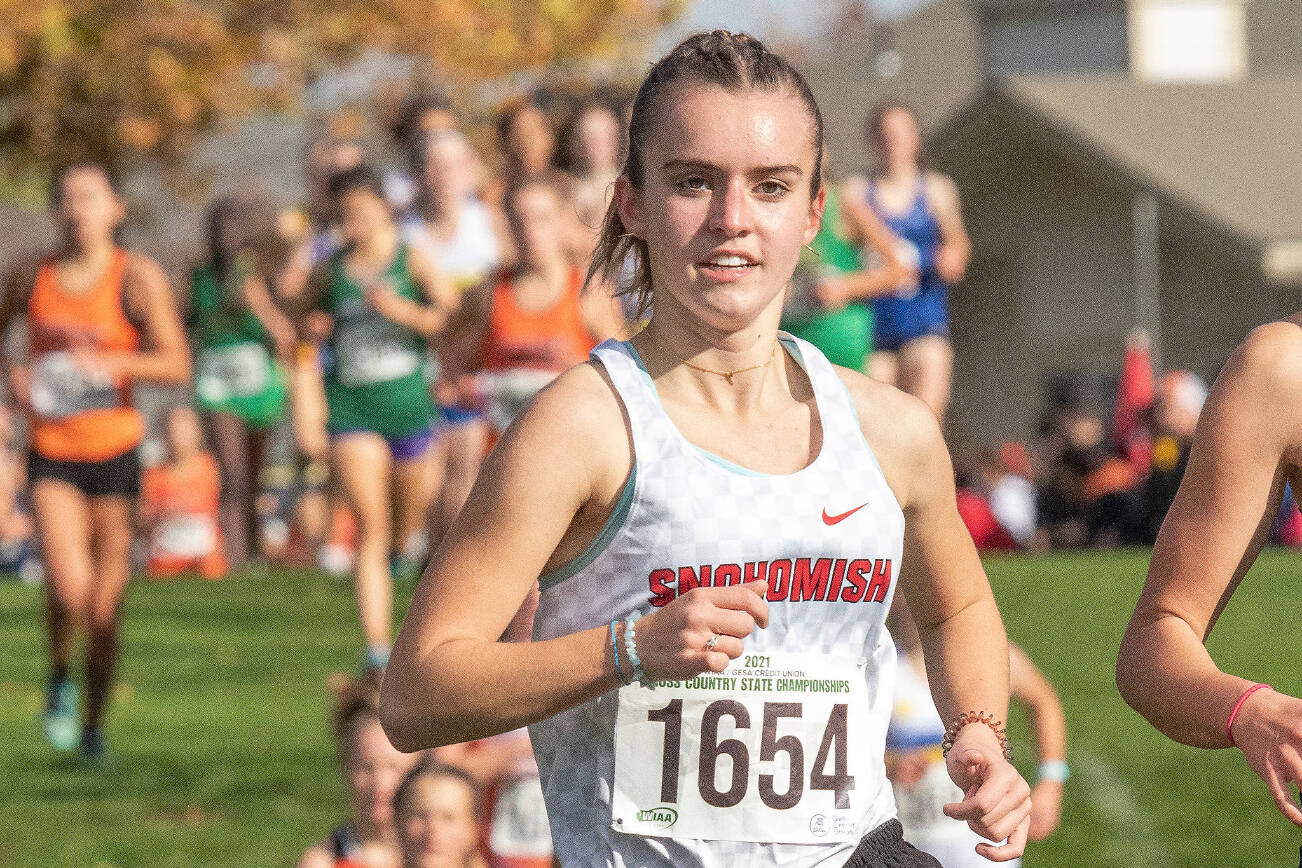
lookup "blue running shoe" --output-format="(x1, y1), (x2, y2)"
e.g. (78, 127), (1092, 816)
(40, 679), (79, 752)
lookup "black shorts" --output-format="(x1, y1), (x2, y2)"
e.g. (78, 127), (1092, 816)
(844, 819), (942, 868)
(28, 447), (141, 499)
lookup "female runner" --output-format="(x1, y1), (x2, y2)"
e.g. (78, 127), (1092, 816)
(1, 162), (190, 759)
(382, 32), (1028, 866)
(288, 165), (452, 676)
(854, 103), (970, 420)
(1117, 317), (1302, 827)
(191, 194), (294, 568)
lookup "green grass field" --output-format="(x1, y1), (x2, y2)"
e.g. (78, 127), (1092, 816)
(1, 549), (1299, 867)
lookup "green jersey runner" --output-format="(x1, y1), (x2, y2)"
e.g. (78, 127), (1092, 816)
(323, 243), (437, 440)
(190, 258), (287, 428)
(781, 185), (874, 371)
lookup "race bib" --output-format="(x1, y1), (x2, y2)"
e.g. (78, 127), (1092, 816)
(29, 351), (119, 420)
(153, 515), (217, 559)
(334, 319), (421, 387)
(612, 652), (870, 845)
(196, 342), (270, 402)
(479, 369), (557, 431)
(489, 775), (554, 859)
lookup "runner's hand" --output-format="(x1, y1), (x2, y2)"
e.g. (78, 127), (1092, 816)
(633, 580), (769, 681)
(942, 723), (1031, 861)
(1229, 687), (1302, 827)
(366, 280), (416, 326)
(8, 366), (33, 414)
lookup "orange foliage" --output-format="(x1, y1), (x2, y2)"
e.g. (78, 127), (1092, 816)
(0, 0), (682, 172)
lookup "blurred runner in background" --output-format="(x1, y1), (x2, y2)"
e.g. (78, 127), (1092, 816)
(141, 405), (227, 580)
(2, 162), (191, 762)
(190, 194), (294, 570)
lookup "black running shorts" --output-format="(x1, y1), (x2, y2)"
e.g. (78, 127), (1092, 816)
(28, 446), (141, 499)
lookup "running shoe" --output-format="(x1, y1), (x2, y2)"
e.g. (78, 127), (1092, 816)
(79, 726), (111, 767)
(40, 679), (79, 752)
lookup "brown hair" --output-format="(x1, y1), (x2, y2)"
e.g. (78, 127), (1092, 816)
(327, 673), (382, 765)
(585, 30), (824, 318)
(392, 758), (481, 819)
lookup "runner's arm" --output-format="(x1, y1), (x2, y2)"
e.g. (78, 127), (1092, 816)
(1118, 323), (1299, 746)
(116, 254), (191, 383)
(241, 269), (296, 361)
(1010, 642), (1066, 841)
(399, 244), (455, 338)
(0, 260), (35, 407)
(381, 363), (769, 750)
(825, 176), (915, 304)
(844, 371), (1027, 859)
(926, 173), (970, 285)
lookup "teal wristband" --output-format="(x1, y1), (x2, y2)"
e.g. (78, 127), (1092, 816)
(624, 612), (652, 687)
(1037, 759), (1069, 783)
(610, 621), (629, 684)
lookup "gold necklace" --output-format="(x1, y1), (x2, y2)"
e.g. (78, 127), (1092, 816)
(680, 342), (778, 385)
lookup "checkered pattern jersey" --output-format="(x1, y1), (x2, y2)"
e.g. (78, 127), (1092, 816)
(528, 333), (907, 868)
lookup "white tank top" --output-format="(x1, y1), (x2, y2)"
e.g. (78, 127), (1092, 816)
(402, 199), (500, 291)
(529, 334), (906, 868)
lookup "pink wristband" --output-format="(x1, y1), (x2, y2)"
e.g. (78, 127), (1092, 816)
(1227, 682), (1272, 746)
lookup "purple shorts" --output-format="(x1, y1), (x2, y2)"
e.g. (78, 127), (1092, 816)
(330, 425), (435, 462)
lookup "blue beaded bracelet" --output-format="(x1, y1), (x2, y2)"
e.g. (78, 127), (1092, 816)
(624, 612), (653, 687)
(609, 620), (631, 685)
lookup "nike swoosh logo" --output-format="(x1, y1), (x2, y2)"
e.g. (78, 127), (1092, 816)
(822, 503), (868, 526)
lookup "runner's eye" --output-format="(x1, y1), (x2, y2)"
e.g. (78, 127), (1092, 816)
(675, 176), (710, 193)
(756, 180), (790, 198)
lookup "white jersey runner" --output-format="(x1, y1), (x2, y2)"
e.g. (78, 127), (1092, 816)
(529, 334), (906, 868)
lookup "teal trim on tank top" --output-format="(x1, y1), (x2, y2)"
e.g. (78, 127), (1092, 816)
(538, 461), (637, 591)
(623, 336), (807, 478)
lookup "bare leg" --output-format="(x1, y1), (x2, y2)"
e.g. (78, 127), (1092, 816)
(331, 433), (394, 664)
(33, 479), (94, 677)
(867, 349), (899, 387)
(437, 419), (488, 539)
(393, 442), (438, 570)
(83, 495), (133, 734)
(206, 411), (260, 570)
(896, 334), (955, 421)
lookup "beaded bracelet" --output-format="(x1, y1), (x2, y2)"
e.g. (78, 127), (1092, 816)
(609, 621), (632, 685)
(623, 612), (653, 687)
(940, 710), (1012, 761)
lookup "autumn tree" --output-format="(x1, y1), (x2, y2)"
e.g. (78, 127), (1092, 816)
(0, 0), (682, 176)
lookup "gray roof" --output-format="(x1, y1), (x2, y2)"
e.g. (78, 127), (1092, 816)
(937, 74), (1302, 278)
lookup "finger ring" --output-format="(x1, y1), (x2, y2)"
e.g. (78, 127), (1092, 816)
(705, 635), (720, 651)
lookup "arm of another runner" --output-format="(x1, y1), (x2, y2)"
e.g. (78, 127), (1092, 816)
(111, 254), (191, 384)
(1117, 321), (1302, 826)
(365, 245), (450, 340)
(925, 173), (970, 285)
(1009, 642), (1066, 841)
(845, 372), (1028, 860)
(0, 260), (37, 410)
(818, 174), (916, 306)
(380, 363), (770, 751)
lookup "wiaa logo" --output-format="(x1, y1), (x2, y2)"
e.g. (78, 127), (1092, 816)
(636, 807), (679, 828)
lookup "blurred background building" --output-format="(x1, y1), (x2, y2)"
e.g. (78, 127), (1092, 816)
(804, 0), (1302, 442)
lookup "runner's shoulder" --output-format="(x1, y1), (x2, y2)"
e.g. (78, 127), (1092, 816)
(505, 361), (629, 468)
(831, 365), (945, 490)
(1224, 318), (1302, 405)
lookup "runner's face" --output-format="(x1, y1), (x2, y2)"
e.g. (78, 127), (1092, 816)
(397, 776), (479, 868)
(574, 108), (621, 174)
(340, 188), (393, 247)
(508, 184), (565, 268)
(348, 719), (417, 831)
(422, 140), (473, 206)
(620, 84), (823, 331)
(878, 108), (920, 165)
(507, 106), (554, 174)
(57, 168), (124, 249)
